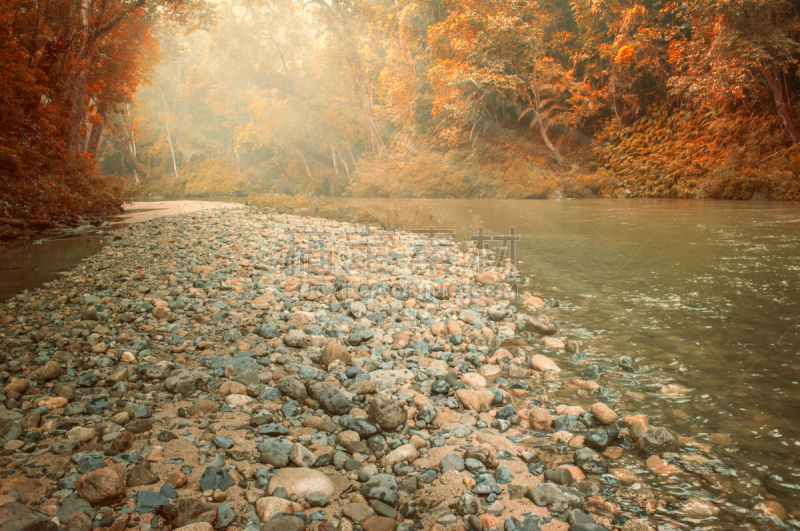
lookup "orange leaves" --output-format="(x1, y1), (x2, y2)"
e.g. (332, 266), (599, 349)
(614, 44), (635, 65)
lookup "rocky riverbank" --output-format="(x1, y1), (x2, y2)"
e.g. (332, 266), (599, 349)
(0, 208), (791, 531)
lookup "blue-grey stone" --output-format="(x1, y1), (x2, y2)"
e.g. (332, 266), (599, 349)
(159, 483), (178, 499)
(215, 503), (238, 530)
(306, 492), (329, 507)
(56, 494), (95, 522)
(361, 474), (399, 507)
(494, 465), (513, 484)
(212, 436), (235, 449)
(257, 438), (293, 468)
(439, 453), (465, 474)
(258, 423), (289, 436)
(135, 490), (169, 513)
(200, 467), (235, 492)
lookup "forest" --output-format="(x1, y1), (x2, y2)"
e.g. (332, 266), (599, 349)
(2, 0), (800, 223)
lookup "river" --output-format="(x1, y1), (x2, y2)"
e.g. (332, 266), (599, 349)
(431, 198), (800, 507)
(2, 197), (798, 515)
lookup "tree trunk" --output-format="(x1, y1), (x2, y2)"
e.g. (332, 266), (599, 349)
(295, 147), (314, 182)
(529, 81), (562, 164)
(67, 65), (92, 158)
(337, 148), (350, 177)
(158, 83), (179, 177)
(360, 81), (384, 153)
(86, 120), (104, 159)
(119, 141), (150, 178)
(764, 68), (799, 145)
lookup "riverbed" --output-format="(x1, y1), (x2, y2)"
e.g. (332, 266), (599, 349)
(0, 200), (240, 301)
(1, 197), (798, 523)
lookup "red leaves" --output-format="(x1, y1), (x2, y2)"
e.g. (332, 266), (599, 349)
(0, 0), (211, 221)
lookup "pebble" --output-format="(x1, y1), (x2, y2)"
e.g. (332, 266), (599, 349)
(267, 467), (335, 498)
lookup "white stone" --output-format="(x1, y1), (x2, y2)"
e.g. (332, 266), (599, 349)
(266, 467), (335, 499)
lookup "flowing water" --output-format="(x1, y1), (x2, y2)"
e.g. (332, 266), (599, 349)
(330, 197), (800, 518)
(2, 197), (799, 519)
(426, 198), (800, 516)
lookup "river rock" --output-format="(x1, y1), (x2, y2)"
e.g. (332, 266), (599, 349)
(261, 515), (306, 531)
(544, 467), (573, 485)
(218, 381), (246, 396)
(528, 406), (553, 429)
(55, 494), (95, 523)
(126, 464), (158, 487)
(361, 474), (399, 506)
(573, 448), (608, 475)
(67, 426), (96, 443)
(530, 354), (560, 372)
(368, 369), (415, 386)
(361, 516), (397, 531)
(383, 444), (419, 468)
(289, 443), (316, 467)
(680, 497), (718, 519)
(266, 467), (334, 498)
(278, 376), (307, 400)
(629, 417), (650, 442)
(200, 467), (234, 492)
(0, 502), (57, 531)
(455, 389), (493, 412)
(66, 508), (92, 531)
(76, 463), (127, 505)
(255, 497), (305, 522)
(188, 400), (217, 417)
(439, 453), (465, 474)
(171, 498), (218, 529)
(0, 421), (22, 447)
(754, 501), (788, 520)
(527, 483), (582, 512)
(318, 386), (352, 415)
(590, 403), (618, 425)
(321, 339), (351, 368)
(638, 427), (678, 454)
(524, 315), (558, 335)
(258, 437), (293, 467)
(367, 395), (406, 432)
(461, 373), (488, 388)
(165, 370), (198, 395)
(39, 360), (62, 381)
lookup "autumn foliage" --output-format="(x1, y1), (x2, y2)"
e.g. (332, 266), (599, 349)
(123, 0), (800, 200)
(0, 0), (209, 222)
(5, 0), (799, 213)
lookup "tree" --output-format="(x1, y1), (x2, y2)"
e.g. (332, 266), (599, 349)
(0, 0), (211, 220)
(667, 0), (800, 144)
(427, 0), (580, 161)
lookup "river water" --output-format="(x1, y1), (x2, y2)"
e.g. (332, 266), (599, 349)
(335, 198), (800, 514)
(2, 198), (799, 517)
(427, 198), (800, 510)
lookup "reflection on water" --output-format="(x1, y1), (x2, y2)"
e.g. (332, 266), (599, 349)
(0, 236), (106, 301)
